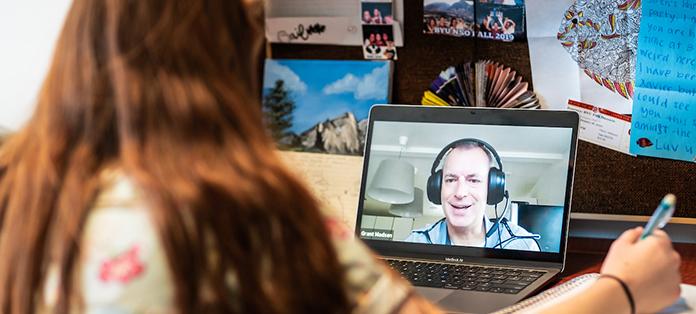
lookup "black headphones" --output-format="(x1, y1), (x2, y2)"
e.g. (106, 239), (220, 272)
(426, 138), (506, 206)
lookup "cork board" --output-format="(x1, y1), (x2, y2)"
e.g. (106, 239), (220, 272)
(269, 1), (695, 217)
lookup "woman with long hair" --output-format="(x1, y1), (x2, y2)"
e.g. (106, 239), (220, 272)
(0, 0), (681, 313)
(0, 1), (362, 312)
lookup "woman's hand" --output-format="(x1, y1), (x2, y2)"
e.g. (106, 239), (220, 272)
(600, 227), (682, 313)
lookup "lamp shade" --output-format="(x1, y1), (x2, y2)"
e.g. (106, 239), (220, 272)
(367, 159), (415, 204)
(389, 187), (423, 217)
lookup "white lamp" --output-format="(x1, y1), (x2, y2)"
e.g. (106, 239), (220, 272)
(389, 187), (423, 217)
(367, 136), (415, 204)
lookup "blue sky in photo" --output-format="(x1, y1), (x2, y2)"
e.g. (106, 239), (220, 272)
(263, 59), (391, 134)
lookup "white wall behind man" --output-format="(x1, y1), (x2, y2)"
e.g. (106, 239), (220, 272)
(0, 1), (72, 130)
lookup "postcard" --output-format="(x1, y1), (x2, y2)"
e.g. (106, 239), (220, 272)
(567, 100), (633, 155)
(262, 59), (393, 155)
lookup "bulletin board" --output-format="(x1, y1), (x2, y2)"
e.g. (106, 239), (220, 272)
(269, 1), (695, 218)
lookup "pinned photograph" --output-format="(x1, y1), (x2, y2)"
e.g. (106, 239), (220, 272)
(363, 25), (398, 60)
(476, 0), (526, 42)
(262, 59), (393, 155)
(361, 1), (394, 25)
(423, 0), (475, 37)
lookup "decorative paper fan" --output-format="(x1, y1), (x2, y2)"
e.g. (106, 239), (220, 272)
(422, 61), (539, 109)
(557, 0), (641, 99)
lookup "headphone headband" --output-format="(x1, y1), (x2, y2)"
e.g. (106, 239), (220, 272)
(429, 138), (503, 175)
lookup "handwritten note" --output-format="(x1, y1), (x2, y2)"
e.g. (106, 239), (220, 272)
(630, 0), (696, 162)
(280, 151), (362, 231)
(276, 23), (327, 42)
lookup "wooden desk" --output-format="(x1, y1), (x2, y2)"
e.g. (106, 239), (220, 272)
(556, 237), (696, 285)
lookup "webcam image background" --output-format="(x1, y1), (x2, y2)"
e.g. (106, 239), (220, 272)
(360, 121), (573, 252)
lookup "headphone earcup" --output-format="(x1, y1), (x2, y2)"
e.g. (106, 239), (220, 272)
(426, 170), (443, 205)
(487, 167), (506, 205)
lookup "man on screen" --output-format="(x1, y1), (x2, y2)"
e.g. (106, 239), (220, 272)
(405, 140), (540, 251)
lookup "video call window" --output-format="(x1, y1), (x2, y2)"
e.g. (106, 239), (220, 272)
(359, 121), (573, 253)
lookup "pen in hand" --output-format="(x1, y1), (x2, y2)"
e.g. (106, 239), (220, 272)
(640, 194), (676, 240)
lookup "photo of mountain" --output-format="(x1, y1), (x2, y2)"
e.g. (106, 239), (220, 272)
(262, 59), (393, 155)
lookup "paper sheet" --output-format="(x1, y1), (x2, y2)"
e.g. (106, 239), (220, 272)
(265, 0), (404, 46)
(280, 151), (363, 231)
(525, 0), (634, 113)
(629, 0), (696, 162)
(661, 284), (696, 314)
(266, 0), (358, 18)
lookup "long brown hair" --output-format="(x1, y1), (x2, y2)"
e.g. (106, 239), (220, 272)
(0, 1), (350, 313)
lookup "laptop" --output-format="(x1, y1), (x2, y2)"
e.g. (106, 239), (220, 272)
(356, 105), (579, 313)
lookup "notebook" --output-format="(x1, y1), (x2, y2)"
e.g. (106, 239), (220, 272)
(494, 273), (696, 314)
(356, 105), (579, 313)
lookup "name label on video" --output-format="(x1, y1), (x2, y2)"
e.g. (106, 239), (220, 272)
(360, 228), (394, 240)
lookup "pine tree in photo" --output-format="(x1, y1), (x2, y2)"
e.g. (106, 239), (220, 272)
(262, 79), (296, 148)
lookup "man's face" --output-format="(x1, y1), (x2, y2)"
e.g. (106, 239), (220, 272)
(440, 147), (490, 231)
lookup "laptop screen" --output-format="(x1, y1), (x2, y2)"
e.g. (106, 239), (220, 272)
(356, 106), (578, 261)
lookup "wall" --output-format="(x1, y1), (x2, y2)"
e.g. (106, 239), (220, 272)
(0, 1), (72, 130)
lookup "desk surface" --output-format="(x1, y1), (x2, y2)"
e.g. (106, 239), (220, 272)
(558, 237), (696, 285)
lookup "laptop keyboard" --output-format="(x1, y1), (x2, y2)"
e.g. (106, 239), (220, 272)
(386, 259), (545, 294)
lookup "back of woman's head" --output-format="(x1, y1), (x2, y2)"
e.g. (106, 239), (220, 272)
(0, 1), (350, 313)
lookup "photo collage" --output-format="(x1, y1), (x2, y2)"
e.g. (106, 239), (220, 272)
(362, 0), (398, 60)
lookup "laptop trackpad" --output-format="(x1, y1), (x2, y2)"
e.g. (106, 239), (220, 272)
(414, 286), (453, 303)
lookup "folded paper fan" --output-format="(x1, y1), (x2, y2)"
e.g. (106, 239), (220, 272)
(422, 61), (539, 109)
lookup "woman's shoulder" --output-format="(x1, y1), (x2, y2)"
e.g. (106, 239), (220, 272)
(43, 169), (175, 312)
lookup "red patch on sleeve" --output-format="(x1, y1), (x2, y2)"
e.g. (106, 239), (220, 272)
(324, 218), (352, 240)
(99, 245), (145, 283)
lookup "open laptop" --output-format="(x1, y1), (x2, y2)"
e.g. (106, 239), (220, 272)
(356, 105), (579, 313)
